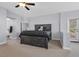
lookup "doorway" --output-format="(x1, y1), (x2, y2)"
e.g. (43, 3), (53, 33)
(6, 18), (20, 40)
(69, 18), (79, 42)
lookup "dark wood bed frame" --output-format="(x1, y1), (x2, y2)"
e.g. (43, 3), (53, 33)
(20, 24), (51, 49)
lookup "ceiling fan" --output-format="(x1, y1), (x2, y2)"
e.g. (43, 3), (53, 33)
(15, 2), (35, 10)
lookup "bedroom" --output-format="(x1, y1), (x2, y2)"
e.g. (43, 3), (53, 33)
(0, 2), (79, 57)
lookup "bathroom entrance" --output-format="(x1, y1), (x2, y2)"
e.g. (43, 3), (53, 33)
(6, 17), (20, 40)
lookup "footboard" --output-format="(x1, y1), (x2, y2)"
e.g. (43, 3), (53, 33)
(20, 36), (48, 49)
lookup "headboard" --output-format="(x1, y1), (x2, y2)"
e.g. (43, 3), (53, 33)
(35, 24), (51, 40)
(35, 24), (51, 31)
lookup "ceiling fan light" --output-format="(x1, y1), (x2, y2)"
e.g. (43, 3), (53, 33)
(19, 3), (25, 7)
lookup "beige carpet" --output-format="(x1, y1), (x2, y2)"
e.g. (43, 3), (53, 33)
(0, 39), (70, 57)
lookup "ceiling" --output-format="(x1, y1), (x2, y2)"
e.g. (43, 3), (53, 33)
(0, 2), (79, 18)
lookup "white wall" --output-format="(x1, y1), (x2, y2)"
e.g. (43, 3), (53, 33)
(27, 14), (60, 40)
(0, 7), (7, 44)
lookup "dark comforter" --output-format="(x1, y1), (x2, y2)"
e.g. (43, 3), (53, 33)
(19, 31), (49, 38)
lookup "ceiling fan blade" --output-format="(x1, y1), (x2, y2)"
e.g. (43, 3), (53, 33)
(15, 5), (19, 8)
(25, 6), (30, 10)
(26, 3), (35, 6)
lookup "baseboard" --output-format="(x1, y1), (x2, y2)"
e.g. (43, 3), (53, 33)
(70, 41), (79, 43)
(0, 41), (7, 45)
(52, 39), (60, 40)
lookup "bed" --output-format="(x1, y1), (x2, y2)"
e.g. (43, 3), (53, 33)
(19, 24), (51, 49)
